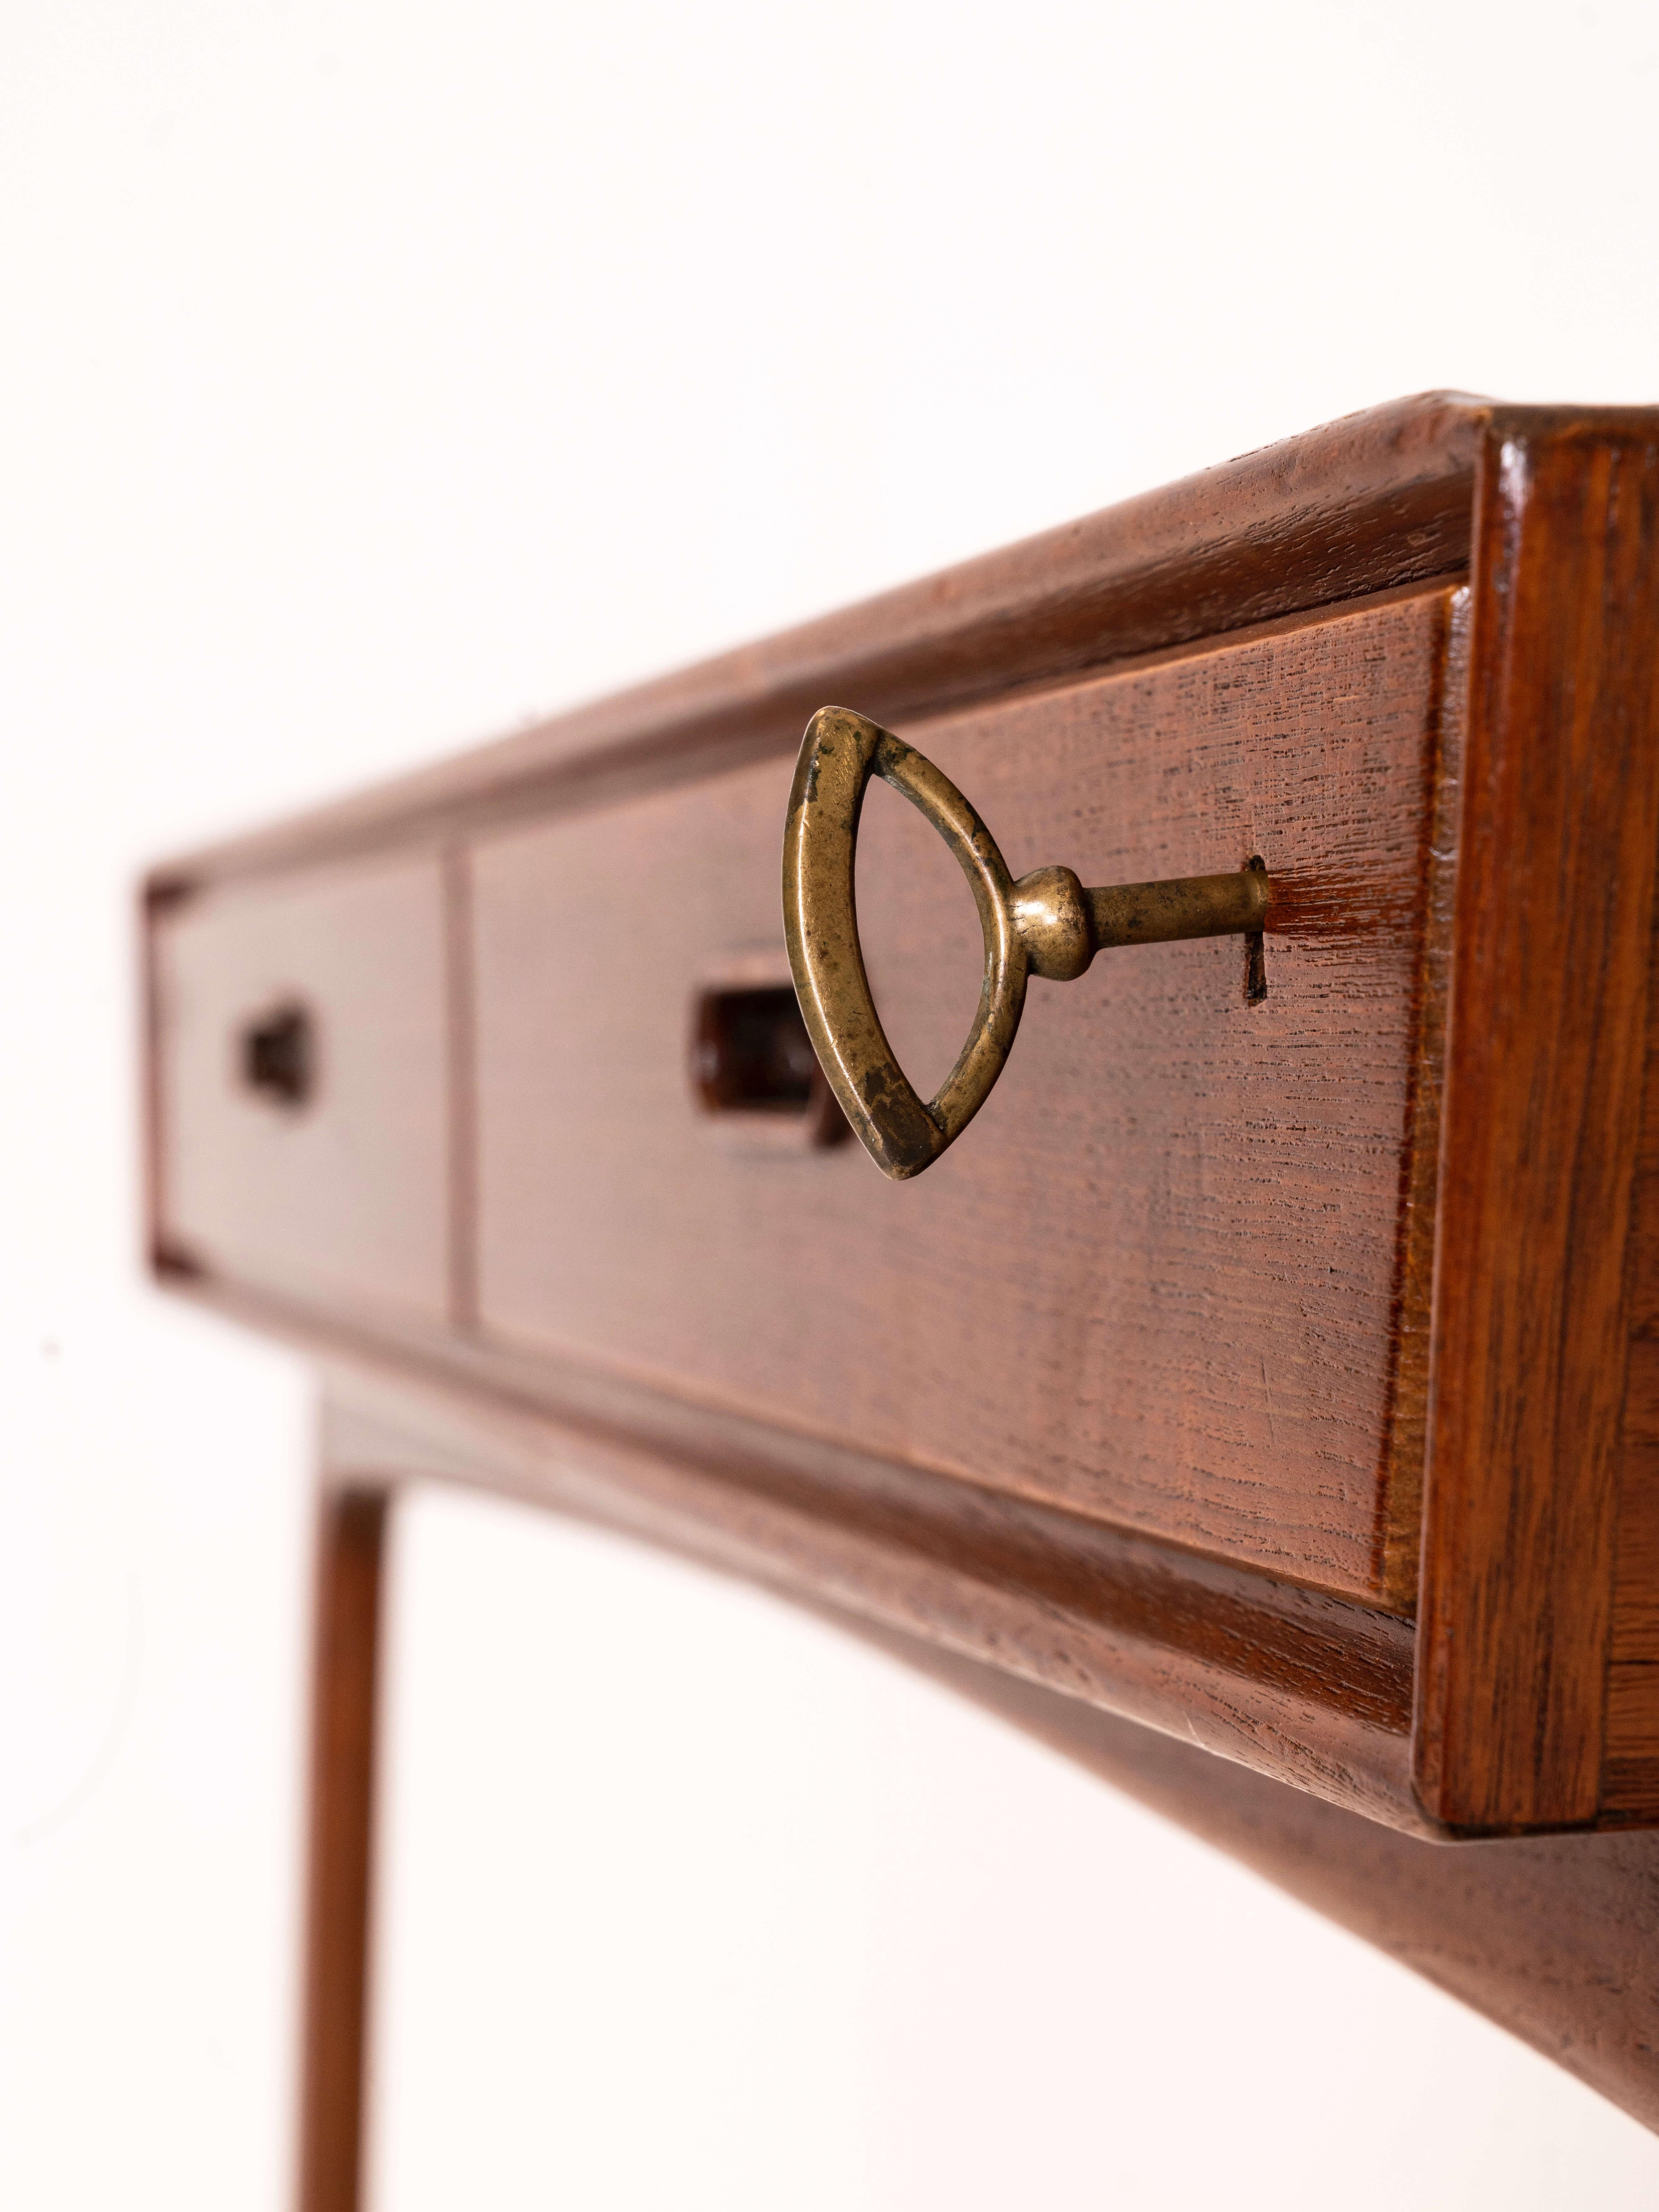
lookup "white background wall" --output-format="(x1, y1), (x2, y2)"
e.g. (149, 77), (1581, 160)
(5, 4), (1659, 2205)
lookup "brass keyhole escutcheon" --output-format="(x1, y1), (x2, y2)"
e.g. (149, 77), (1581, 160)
(781, 706), (1272, 1180)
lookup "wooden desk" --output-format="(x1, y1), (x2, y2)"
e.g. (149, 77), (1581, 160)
(144, 394), (1659, 2204)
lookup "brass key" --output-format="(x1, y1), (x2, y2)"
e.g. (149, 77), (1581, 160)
(782, 705), (1271, 1180)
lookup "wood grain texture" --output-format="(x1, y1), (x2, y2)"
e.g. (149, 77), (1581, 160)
(146, 393), (1484, 893)
(318, 1380), (1659, 2136)
(142, 402), (1659, 2204)
(300, 1337), (1428, 1830)
(1381, 589), (1470, 1599)
(878, 1631), (1659, 2135)
(471, 587), (1459, 1605)
(297, 1486), (388, 2212)
(143, 397), (1659, 1844)
(153, 856), (453, 1327)
(1605, 1356), (1659, 1819)
(1415, 414), (1659, 1833)
(1603, 895), (1659, 1820)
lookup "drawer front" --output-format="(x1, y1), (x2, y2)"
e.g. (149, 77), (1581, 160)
(155, 855), (452, 1327)
(471, 586), (1458, 1607)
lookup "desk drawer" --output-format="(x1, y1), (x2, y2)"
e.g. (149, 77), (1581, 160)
(146, 400), (1659, 1837)
(470, 586), (1457, 1611)
(153, 855), (452, 1328)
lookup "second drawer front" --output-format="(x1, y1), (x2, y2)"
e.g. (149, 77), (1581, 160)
(470, 585), (1458, 1608)
(157, 855), (453, 1328)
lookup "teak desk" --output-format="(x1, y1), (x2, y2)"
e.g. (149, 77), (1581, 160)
(144, 394), (1659, 2205)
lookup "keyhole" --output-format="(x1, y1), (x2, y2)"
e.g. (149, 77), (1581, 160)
(1244, 857), (1268, 1005)
(241, 1002), (314, 1107)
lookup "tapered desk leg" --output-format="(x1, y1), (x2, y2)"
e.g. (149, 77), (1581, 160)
(297, 1487), (389, 2212)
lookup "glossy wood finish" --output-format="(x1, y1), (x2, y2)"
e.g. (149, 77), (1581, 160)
(153, 856), (452, 1327)
(321, 1384), (1659, 2139)
(312, 1351), (1423, 1830)
(1604, 895), (1659, 1820)
(144, 393), (1659, 1872)
(892, 1628), (1659, 2136)
(1415, 414), (1659, 1833)
(144, 397), (1659, 2192)
(297, 1486), (387, 2212)
(146, 393), (1484, 896)
(471, 585), (1455, 1607)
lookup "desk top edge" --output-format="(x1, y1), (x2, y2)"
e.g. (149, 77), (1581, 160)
(146, 388), (1533, 895)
